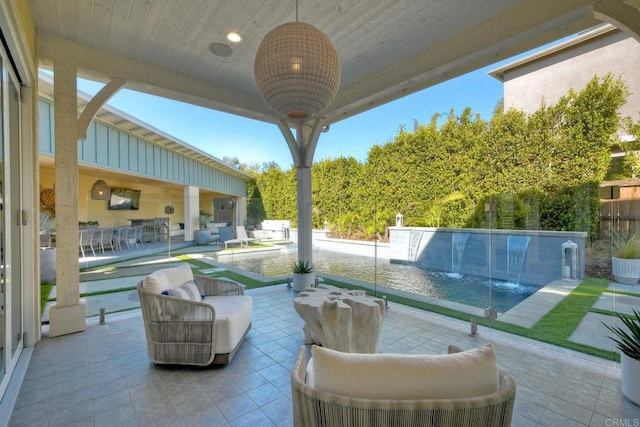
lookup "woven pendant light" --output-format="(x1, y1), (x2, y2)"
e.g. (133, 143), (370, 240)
(90, 179), (110, 200)
(254, 4), (340, 120)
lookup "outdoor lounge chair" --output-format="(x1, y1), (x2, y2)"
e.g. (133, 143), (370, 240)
(292, 344), (515, 427)
(223, 235), (244, 249)
(237, 225), (260, 245)
(137, 263), (252, 365)
(223, 225), (259, 249)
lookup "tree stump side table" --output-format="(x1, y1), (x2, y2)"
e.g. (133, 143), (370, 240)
(293, 285), (385, 353)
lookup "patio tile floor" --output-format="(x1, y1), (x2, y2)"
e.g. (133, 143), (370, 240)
(11, 283), (640, 426)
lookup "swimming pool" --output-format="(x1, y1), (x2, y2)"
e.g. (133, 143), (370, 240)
(219, 249), (541, 313)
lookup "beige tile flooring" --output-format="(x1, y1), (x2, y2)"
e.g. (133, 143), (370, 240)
(10, 284), (640, 426)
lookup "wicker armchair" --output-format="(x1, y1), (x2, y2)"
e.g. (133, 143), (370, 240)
(291, 345), (516, 427)
(137, 275), (252, 366)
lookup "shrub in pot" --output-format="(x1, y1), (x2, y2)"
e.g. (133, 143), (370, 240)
(194, 210), (212, 245)
(612, 233), (640, 285)
(603, 308), (640, 405)
(199, 210), (212, 229)
(292, 260), (315, 292)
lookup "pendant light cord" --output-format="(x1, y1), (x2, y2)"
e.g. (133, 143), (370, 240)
(296, 0), (299, 22)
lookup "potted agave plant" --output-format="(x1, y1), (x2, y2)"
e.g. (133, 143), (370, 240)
(292, 260), (315, 292)
(612, 233), (640, 285)
(603, 308), (640, 405)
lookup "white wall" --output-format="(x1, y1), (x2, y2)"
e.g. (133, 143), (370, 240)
(502, 29), (640, 139)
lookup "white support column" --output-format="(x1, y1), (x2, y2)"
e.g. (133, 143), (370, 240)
(296, 164), (313, 264)
(184, 186), (199, 242)
(49, 61), (85, 337)
(278, 119), (325, 267)
(48, 67), (125, 337)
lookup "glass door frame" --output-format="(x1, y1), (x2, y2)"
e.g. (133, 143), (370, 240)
(0, 37), (24, 399)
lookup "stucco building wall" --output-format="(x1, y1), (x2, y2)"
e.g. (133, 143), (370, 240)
(493, 27), (640, 139)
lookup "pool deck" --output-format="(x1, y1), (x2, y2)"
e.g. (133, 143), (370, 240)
(23, 241), (640, 425)
(23, 273), (640, 426)
(51, 241), (640, 358)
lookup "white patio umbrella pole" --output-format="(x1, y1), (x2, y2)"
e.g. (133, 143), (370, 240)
(278, 119), (324, 267)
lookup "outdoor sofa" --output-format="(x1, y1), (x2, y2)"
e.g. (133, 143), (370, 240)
(292, 343), (516, 426)
(137, 263), (252, 365)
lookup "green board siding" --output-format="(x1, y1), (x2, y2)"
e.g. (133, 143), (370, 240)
(38, 98), (246, 195)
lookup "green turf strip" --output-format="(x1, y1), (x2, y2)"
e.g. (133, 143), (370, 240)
(45, 286), (139, 303)
(532, 278), (609, 339)
(603, 289), (640, 298)
(87, 306), (140, 317)
(590, 307), (638, 321)
(40, 284), (53, 314)
(175, 254), (211, 269)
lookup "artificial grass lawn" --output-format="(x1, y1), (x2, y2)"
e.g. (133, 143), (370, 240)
(40, 283), (53, 314)
(526, 277), (616, 359)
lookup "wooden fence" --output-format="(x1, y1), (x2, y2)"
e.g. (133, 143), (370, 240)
(599, 180), (640, 240)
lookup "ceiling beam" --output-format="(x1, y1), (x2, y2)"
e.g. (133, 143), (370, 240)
(594, 0), (640, 42)
(37, 33), (277, 124)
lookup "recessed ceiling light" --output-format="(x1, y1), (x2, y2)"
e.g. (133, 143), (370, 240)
(209, 43), (233, 57)
(226, 31), (243, 43)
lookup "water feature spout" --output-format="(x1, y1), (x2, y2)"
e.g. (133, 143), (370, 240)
(408, 231), (423, 262)
(507, 235), (530, 284)
(451, 233), (470, 275)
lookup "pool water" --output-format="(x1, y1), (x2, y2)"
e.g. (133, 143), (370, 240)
(219, 249), (541, 313)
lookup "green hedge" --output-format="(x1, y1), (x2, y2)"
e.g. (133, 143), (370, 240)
(246, 74), (628, 240)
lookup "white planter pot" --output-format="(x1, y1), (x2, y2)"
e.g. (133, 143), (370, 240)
(40, 247), (56, 284)
(612, 257), (640, 285)
(621, 353), (640, 405)
(292, 272), (315, 292)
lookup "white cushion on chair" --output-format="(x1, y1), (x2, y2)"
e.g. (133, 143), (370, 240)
(309, 343), (499, 400)
(202, 296), (253, 354)
(142, 263), (194, 294)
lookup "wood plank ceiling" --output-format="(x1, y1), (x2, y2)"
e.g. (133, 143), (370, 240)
(32, 0), (603, 127)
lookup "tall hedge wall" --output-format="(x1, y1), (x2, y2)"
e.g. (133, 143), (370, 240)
(248, 74), (628, 241)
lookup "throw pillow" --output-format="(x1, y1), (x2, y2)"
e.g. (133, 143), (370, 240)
(310, 343), (499, 400)
(193, 279), (206, 299)
(162, 280), (203, 301)
(142, 263), (194, 294)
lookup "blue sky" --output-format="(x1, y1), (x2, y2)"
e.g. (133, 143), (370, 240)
(70, 47), (528, 171)
(78, 65), (504, 169)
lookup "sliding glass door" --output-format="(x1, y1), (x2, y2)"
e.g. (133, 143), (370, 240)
(0, 30), (24, 397)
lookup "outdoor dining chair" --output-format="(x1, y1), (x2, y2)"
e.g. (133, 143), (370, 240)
(93, 227), (115, 254)
(115, 226), (131, 250)
(133, 225), (145, 247)
(79, 228), (96, 258)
